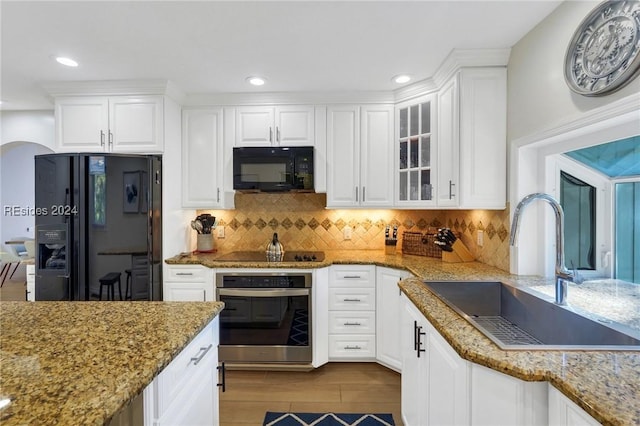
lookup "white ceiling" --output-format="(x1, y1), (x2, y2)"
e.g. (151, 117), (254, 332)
(0, 0), (562, 110)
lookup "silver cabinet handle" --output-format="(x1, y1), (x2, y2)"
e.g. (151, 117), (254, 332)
(217, 362), (226, 392)
(449, 180), (456, 199)
(343, 322), (362, 326)
(355, 186), (359, 202)
(217, 188), (220, 203)
(344, 345), (362, 350)
(190, 344), (213, 365)
(276, 126), (280, 143)
(175, 272), (193, 276)
(362, 186), (366, 202)
(343, 298), (361, 302)
(100, 130), (105, 147)
(108, 131), (113, 148)
(269, 126), (273, 143)
(343, 275), (362, 279)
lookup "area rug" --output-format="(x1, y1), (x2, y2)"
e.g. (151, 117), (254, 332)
(263, 412), (395, 426)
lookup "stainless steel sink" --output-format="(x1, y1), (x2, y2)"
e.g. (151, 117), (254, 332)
(422, 281), (640, 350)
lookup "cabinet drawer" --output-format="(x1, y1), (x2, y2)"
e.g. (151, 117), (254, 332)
(329, 311), (375, 334)
(165, 266), (206, 282)
(328, 334), (376, 359)
(329, 265), (375, 287)
(328, 287), (375, 310)
(156, 320), (216, 415)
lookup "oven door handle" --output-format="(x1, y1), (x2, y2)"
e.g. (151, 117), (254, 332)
(218, 288), (310, 298)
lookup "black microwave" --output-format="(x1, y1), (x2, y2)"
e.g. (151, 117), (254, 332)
(233, 146), (314, 192)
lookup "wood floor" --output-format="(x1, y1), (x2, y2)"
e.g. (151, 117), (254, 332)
(220, 362), (403, 426)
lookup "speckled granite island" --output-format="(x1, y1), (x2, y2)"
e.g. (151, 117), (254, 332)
(166, 249), (640, 425)
(0, 301), (224, 425)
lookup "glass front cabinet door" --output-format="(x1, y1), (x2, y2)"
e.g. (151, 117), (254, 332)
(396, 95), (436, 207)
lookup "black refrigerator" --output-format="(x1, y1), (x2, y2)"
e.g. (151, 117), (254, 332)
(34, 153), (162, 301)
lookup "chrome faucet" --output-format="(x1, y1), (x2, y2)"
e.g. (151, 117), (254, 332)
(509, 193), (575, 305)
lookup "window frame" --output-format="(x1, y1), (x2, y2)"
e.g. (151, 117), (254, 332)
(509, 97), (638, 280)
(548, 154), (611, 279)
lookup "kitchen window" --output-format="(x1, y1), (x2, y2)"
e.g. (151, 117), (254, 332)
(615, 181), (640, 283)
(560, 171), (596, 271)
(557, 136), (640, 284)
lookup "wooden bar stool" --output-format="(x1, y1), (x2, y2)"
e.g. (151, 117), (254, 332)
(99, 272), (122, 301)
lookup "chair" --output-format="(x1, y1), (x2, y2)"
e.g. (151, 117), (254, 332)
(99, 272), (122, 301)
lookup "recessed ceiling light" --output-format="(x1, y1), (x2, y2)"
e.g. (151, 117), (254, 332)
(246, 76), (266, 86)
(393, 74), (411, 84)
(55, 57), (78, 67)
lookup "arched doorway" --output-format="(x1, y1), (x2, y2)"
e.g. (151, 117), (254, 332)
(1, 141), (55, 245)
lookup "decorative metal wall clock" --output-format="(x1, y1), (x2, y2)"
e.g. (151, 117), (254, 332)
(564, 0), (640, 96)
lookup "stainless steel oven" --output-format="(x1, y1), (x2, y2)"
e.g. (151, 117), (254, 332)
(216, 271), (312, 368)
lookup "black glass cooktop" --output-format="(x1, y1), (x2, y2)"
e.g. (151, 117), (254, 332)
(215, 251), (325, 262)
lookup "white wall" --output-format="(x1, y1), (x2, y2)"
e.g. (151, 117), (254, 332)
(507, 1), (640, 143)
(0, 110), (55, 148)
(0, 111), (55, 245)
(507, 1), (640, 277)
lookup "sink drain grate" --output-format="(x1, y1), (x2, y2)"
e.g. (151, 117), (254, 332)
(473, 316), (543, 345)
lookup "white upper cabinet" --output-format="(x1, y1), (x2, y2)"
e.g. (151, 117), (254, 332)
(326, 106), (359, 206)
(235, 105), (314, 147)
(458, 68), (507, 209)
(326, 104), (394, 208)
(437, 67), (507, 209)
(395, 95), (437, 208)
(55, 95), (164, 153)
(182, 108), (231, 209)
(436, 78), (459, 207)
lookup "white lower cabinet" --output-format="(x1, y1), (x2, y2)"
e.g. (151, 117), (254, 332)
(144, 316), (221, 426)
(401, 293), (469, 426)
(328, 265), (376, 360)
(163, 265), (214, 301)
(548, 386), (600, 426)
(376, 267), (410, 372)
(401, 293), (548, 426)
(401, 293), (429, 426)
(470, 363), (547, 426)
(312, 267), (330, 368)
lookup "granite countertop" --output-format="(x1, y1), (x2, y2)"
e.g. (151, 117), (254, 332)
(0, 301), (224, 425)
(167, 249), (640, 425)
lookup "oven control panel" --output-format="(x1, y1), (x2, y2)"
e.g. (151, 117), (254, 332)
(216, 273), (312, 288)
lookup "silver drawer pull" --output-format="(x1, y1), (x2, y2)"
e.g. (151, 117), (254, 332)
(344, 345), (362, 350)
(176, 272), (194, 276)
(190, 344), (213, 365)
(343, 275), (362, 279)
(344, 322), (362, 326)
(343, 298), (362, 302)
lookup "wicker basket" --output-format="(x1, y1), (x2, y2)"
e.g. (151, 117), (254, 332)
(402, 230), (442, 258)
(402, 231), (442, 257)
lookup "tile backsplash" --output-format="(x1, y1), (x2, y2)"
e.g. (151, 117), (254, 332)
(198, 193), (510, 271)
